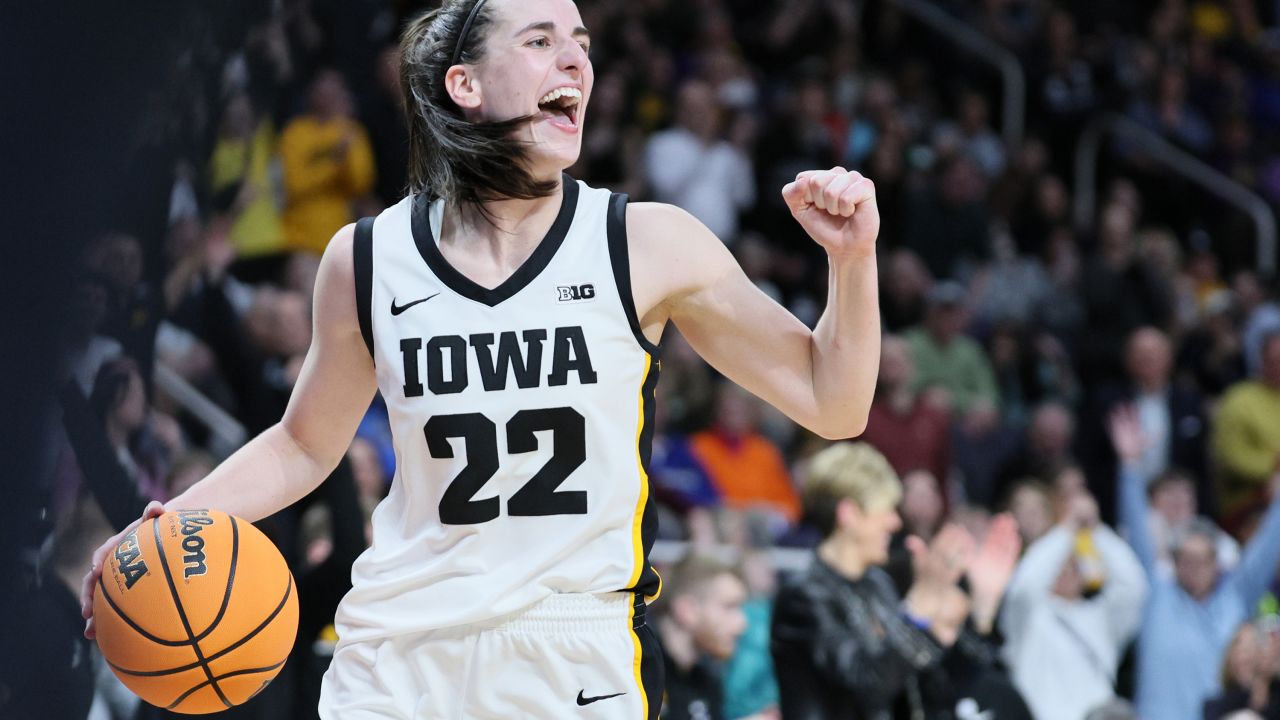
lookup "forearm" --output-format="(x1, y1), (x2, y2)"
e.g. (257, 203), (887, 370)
(165, 423), (333, 521)
(1117, 464), (1158, 575)
(809, 251), (880, 437)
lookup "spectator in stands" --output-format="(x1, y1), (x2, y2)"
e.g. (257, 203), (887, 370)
(1000, 489), (1148, 720)
(1237, 272), (1280, 377)
(691, 384), (800, 530)
(953, 89), (1006, 179)
(1112, 406), (1280, 720)
(1079, 203), (1174, 385)
(1129, 64), (1214, 156)
(880, 249), (932, 334)
(208, 92), (285, 263)
(280, 68), (375, 255)
(772, 442), (1025, 720)
(1007, 479), (1056, 546)
(998, 401), (1077, 494)
(655, 555), (750, 720)
(643, 79), (755, 243)
(89, 356), (169, 502)
(861, 334), (950, 483)
(84, 231), (162, 381)
(1083, 325), (1211, 519)
(1144, 468), (1240, 580)
(722, 546), (781, 720)
(905, 281), (1000, 417)
(1203, 621), (1280, 720)
(1213, 332), (1280, 527)
(901, 156), (992, 280)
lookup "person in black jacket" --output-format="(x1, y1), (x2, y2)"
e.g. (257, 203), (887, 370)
(771, 442), (1027, 720)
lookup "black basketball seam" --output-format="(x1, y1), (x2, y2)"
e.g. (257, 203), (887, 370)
(97, 575), (192, 647)
(105, 574), (294, 677)
(193, 515), (240, 642)
(153, 518), (233, 709)
(164, 658), (288, 711)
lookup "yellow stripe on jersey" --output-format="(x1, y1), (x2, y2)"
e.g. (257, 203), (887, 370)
(628, 352), (653, 591)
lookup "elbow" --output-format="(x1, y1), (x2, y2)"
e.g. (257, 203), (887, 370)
(811, 416), (867, 441)
(810, 408), (869, 440)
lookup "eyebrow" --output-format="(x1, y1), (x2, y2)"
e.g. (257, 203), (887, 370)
(514, 21), (590, 38)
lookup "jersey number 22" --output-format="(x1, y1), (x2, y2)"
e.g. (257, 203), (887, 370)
(425, 407), (587, 524)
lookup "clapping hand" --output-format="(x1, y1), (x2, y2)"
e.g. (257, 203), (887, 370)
(965, 513), (1022, 634)
(904, 523), (976, 645)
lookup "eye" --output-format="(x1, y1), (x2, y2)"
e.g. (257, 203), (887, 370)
(579, 41), (591, 54)
(527, 36), (550, 49)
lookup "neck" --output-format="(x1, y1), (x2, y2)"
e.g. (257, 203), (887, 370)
(444, 178), (564, 259)
(819, 535), (869, 580)
(657, 620), (700, 672)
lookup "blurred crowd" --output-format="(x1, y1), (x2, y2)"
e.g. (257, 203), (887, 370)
(27, 0), (1280, 719)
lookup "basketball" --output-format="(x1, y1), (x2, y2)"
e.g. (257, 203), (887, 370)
(92, 510), (299, 714)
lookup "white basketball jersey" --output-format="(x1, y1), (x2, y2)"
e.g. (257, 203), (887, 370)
(334, 177), (661, 645)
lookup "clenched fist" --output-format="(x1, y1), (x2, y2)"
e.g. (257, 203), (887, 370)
(781, 167), (879, 258)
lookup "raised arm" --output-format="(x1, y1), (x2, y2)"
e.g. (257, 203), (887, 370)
(630, 168), (880, 439)
(1228, 474), (1280, 609)
(81, 224), (377, 636)
(1092, 524), (1149, 642)
(1110, 406), (1159, 577)
(999, 524), (1073, 640)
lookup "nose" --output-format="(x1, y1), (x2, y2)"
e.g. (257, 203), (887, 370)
(557, 38), (587, 73)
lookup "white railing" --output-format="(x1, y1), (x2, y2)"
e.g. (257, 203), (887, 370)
(153, 363), (248, 458)
(1073, 112), (1277, 277)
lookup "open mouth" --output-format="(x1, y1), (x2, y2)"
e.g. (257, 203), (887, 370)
(537, 87), (581, 130)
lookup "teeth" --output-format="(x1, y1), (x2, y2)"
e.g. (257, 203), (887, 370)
(538, 87), (582, 106)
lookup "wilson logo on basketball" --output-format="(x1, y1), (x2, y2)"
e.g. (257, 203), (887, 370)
(177, 510), (214, 579)
(114, 529), (149, 590)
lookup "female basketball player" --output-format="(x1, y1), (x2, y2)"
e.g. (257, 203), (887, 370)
(82, 0), (883, 716)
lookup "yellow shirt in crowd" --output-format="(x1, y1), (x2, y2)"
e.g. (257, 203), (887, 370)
(209, 121), (285, 258)
(1213, 380), (1280, 516)
(280, 115), (375, 255)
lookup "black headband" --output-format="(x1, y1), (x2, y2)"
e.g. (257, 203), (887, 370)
(452, 0), (488, 67)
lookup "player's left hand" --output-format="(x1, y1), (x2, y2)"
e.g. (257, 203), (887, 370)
(781, 167), (879, 258)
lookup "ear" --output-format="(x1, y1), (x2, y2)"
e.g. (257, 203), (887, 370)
(444, 65), (481, 110)
(671, 594), (698, 628)
(835, 497), (862, 531)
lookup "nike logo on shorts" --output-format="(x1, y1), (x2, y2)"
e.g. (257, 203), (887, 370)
(576, 690), (626, 706)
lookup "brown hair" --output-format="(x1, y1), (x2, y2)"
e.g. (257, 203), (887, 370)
(399, 2), (559, 205)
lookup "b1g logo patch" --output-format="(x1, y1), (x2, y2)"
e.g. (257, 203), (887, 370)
(557, 284), (596, 303)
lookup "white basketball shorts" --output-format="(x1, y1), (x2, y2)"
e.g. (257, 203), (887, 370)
(317, 592), (662, 719)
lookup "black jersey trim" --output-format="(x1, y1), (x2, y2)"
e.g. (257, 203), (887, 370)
(623, 356), (662, 601)
(353, 217), (376, 364)
(410, 174), (579, 307)
(605, 193), (662, 356)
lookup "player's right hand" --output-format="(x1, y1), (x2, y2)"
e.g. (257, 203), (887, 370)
(81, 500), (167, 639)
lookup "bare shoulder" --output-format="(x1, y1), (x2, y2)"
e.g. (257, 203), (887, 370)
(313, 223), (360, 331)
(625, 202), (735, 308)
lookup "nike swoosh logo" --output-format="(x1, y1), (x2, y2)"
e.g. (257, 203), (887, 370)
(576, 690), (626, 706)
(390, 293), (439, 316)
